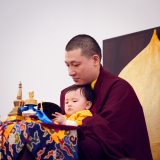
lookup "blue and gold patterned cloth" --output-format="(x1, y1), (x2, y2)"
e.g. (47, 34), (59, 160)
(0, 117), (78, 160)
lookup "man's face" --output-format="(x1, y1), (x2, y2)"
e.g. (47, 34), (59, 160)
(65, 48), (99, 85)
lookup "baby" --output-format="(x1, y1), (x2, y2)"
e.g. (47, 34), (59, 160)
(52, 84), (94, 126)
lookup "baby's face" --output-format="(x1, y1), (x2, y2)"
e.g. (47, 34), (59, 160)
(64, 89), (89, 116)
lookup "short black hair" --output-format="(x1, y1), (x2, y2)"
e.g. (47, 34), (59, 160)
(65, 34), (101, 60)
(65, 84), (94, 103)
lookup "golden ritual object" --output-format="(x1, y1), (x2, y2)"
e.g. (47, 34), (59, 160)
(8, 82), (25, 116)
(24, 91), (37, 106)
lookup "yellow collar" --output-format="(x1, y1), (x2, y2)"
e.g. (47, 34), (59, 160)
(91, 80), (97, 89)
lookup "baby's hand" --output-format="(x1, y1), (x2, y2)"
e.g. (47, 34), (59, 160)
(52, 112), (65, 124)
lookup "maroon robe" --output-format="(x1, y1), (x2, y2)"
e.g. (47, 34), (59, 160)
(60, 66), (153, 160)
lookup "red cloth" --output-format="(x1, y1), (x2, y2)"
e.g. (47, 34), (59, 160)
(60, 66), (153, 160)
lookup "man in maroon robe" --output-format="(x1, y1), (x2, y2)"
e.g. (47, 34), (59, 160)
(60, 34), (152, 160)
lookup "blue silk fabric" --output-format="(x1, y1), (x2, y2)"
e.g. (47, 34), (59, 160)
(19, 105), (53, 124)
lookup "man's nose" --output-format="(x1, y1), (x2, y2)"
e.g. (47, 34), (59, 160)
(68, 68), (76, 76)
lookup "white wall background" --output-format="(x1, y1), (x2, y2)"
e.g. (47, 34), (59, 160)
(0, 0), (159, 121)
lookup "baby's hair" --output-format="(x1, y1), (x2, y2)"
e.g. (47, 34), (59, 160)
(66, 84), (94, 102)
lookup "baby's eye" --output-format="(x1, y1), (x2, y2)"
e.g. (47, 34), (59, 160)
(73, 100), (77, 102)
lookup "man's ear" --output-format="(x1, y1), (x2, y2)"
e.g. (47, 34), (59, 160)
(92, 54), (100, 65)
(85, 101), (92, 110)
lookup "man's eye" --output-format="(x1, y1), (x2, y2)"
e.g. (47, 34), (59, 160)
(73, 64), (80, 67)
(66, 64), (69, 67)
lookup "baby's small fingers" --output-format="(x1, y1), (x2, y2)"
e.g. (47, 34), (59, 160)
(52, 113), (57, 117)
(54, 112), (62, 115)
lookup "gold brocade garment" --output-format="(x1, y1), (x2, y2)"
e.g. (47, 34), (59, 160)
(119, 30), (160, 160)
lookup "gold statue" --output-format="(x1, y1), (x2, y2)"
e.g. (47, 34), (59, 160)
(8, 82), (25, 116)
(25, 91), (37, 106)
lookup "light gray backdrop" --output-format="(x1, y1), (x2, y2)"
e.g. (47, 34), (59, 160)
(0, 0), (159, 120)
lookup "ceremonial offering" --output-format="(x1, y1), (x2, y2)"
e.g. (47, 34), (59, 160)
(8, 82), (24, 116)
(20, 91), (38, 116)
(25, 91), (37, 106)
(1, 83), (78, 160)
